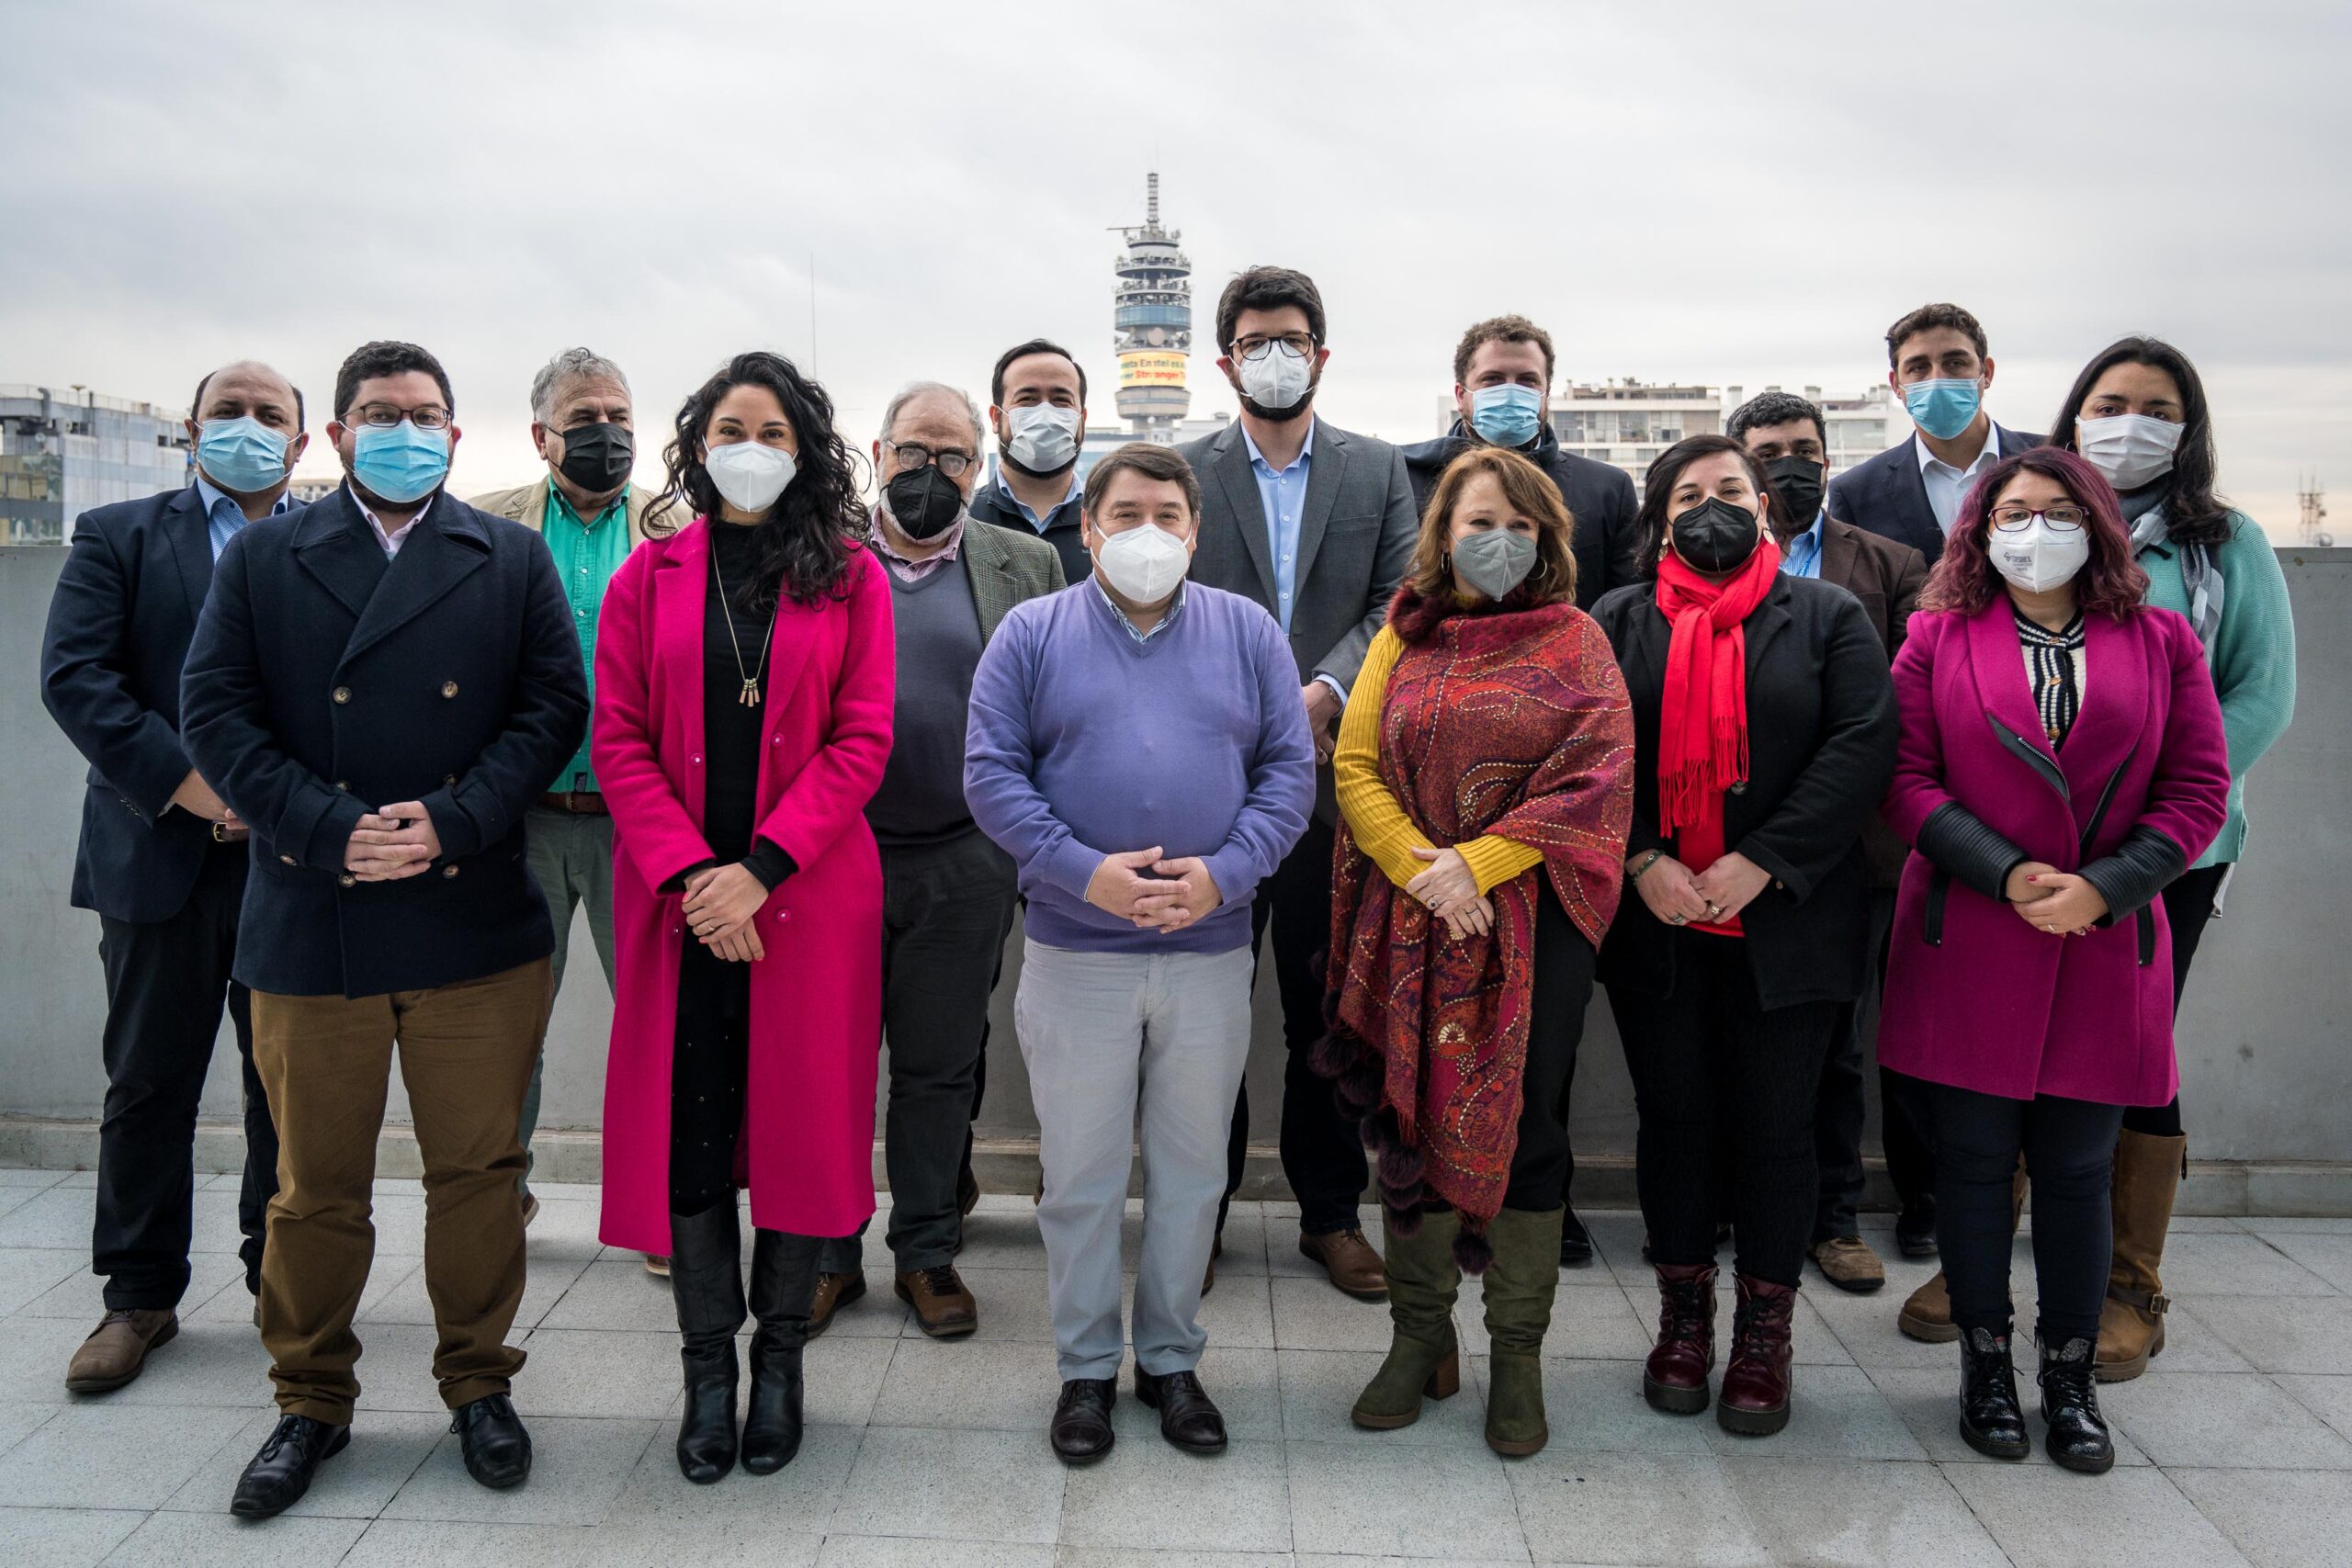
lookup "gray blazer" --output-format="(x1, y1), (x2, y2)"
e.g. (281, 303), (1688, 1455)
(1174, 416), (1419, 694)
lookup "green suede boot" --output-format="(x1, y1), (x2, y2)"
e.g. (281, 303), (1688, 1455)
(1351, 1208), (1463, 1430)
(1480, 1206), (1565, 1456)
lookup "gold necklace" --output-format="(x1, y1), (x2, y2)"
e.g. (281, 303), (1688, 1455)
(708, 530), (779, 706)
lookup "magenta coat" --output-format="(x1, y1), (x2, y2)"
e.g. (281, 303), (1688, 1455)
(1878, 601), (2228, 1106)
(592, 524), (893, 1251)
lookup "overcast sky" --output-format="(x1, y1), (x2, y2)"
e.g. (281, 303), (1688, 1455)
(9, 0), (2346, 529)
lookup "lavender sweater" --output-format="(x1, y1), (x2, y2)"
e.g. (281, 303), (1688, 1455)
(965, 581), (1315, 953)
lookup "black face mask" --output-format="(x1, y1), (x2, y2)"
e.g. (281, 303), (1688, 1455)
(1762, 456), (1824, 538)
(886, 463), (965, 541)
(1669, 496), (1762, 572)
(556, 422), (633, 494)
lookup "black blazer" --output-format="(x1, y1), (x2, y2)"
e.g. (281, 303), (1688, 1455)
(1825, 424), (2041, 564)
(40, 484), (237, 924)
(1400, 423), (1645, 610)
(180, 486), (588, 998)
(1589, 574), (1897, 1010)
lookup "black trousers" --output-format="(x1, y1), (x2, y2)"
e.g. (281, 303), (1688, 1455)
(1814, 891), (1892, 1239)
(1610, 930), (1840, 1289)
(93, 841), (276, 1309)
(1931, 1085), (2125, 1344)
(2120, 863), (2227, 1140)
(1502, 886), (1594, 1210)
(669, 942), (751, 1217)
(1222, 815), (1369, 1235)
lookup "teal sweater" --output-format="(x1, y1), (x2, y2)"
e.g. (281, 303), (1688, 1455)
(2137, 509), (2296, 866)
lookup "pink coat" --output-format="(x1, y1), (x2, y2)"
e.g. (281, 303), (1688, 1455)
(592, 524), (893, 1250)
(1878, 601), (2228, 1105)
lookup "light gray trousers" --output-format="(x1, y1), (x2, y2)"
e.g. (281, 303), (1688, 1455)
(1015, 940), (1255, 1382)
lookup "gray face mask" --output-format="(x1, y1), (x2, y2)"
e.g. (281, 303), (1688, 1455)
(1451, 527), (1537, 600)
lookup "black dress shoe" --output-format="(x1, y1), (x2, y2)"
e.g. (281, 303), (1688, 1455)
(1557, 1207), (1595, 1268)
(1134, 1367), (1227, 1455)
(230, 1414), (349, 1519)
(450, 1393), (532, 1490)
(1896, 1203), (1939, 1259)
(1050, 1378), (1116, 1465)
(2039, 1337), (2115, 1474)
(1956, 1326), (2030, 1460)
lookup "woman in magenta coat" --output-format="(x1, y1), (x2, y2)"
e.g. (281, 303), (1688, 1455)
(593, 352), (891, 1484)
(1880, 447), (2227, 1475)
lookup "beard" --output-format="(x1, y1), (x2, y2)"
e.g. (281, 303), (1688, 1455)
(1235, 384), (1317, 423)
(1000, 446), (1077, 481)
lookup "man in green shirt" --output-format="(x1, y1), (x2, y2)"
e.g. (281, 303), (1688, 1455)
(470, 347), (660, 1256)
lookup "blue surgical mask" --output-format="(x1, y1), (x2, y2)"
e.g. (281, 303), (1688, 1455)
(351, 421), (450, 504)
(1469, 384), (1545, 448)
(195, 416), (290, 494)
(1903, 378), (1983, 442)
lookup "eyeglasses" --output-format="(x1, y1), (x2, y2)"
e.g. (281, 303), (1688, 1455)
(1991, 504), (2086, 533)
(1230, 333), (1317, 363)
(883, 441), (973, 479)
(345, 402), (452, 430)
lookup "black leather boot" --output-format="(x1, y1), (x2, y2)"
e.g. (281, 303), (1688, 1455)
(668, 1201), (745, 1483)
(2038, 1335), (2115, 1474)
(741, 1227), (823, 1474)
(1956, 1325), (2030, 1460)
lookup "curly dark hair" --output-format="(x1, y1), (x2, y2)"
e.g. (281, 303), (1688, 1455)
(1919, 447), (2149, 623)
(2050, 334), (2236, 551)
(643, 351), (868, 610)
(1725, 389), (1824, 447)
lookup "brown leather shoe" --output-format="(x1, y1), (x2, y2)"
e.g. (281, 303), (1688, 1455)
(808, 1269), (866, 1339)
(896, 1265), (978, 1338)
(1897, 1269), (1959, 1343)
(642, 1254), (671, 1278)
(64, 1308), (178, 1393)
(1808, 1235), (1885, 1293)
(1300, 1227), (1388, 1300)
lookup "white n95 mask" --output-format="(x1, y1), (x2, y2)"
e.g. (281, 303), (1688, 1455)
(1095, 525), (1190, 604)
(704, 441), (797, 513)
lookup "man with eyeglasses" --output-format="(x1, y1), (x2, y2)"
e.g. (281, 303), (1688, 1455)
(971, 337), (1092, 585)
(804, 382), (1064, 1343)
(40, 360), (303, 1398)
(1174, 265), (1419, 1301)
(468, 347), (661, 1260)
(180, 340), (587, 1519)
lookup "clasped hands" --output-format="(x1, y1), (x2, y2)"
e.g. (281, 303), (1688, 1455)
(170, 769), (246, 841)
(682, 863), (770, 963)
(2005, 861), (2109, 937)
(1630, 849), (1771, 929)
(342, 800), (441, 881)
(1085, 847), (1223, 933)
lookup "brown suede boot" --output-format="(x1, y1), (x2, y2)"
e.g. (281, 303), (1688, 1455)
(2096, 1130), (2184, 1382)
(64, 1309), (178, 1393)
(1898, 1162), (2028, 1344)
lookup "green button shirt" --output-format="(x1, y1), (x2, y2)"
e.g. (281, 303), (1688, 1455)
(544, 485), (633, 792)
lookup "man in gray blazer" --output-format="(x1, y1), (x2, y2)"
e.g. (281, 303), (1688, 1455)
(1175, 266), (1419, 1299)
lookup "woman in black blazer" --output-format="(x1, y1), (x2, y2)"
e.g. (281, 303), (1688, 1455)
(1590, 434), (1896, 1437)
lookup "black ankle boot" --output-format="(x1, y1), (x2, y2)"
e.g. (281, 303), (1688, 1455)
(741, 1227), (823, 1474)
(1956, 1325), (2030, 1460)
(2038, 1335), (2114, 1474)
(668, 1202), (745, 1483)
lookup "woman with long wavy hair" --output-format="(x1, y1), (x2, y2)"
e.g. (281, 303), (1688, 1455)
(593, 352), (893, 1483)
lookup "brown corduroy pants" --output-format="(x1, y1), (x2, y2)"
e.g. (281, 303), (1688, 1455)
(250, 958), (550, 1424)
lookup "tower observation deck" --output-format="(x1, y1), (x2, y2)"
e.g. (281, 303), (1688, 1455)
(1112, 172), (1191, 437)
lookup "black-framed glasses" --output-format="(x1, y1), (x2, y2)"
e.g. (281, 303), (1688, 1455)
(346, 402), (452, 430)
(1230, 333), (1316, 363)
(1990, 504), (2086, 533)
(884, 441), (973, 479)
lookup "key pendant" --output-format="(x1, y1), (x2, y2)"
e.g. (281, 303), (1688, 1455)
(740, 678), (761, 707)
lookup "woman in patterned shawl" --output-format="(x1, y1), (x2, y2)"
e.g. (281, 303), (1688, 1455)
(1319, 445), (1634, 1457)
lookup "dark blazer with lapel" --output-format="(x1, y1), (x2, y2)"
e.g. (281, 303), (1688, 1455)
(1400, 423), (1645, 610)
(1589, 573), (1898, 1010)
(1816, 517), (1927, 889)
(40, 484), (228, 922)
(1825, 424), (2041, 564)
(958, 513), (1067, 642)
(180, 485), (589, 998)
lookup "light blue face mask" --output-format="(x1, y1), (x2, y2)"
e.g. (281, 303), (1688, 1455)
(351, 421), (450, 504)
(1469, 383), (1545, 448)
(195, 416), (290, 494)
(1903, 378), (1983, 442)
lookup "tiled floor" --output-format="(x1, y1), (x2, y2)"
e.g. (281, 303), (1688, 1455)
(1, 1168), (2347, 1565)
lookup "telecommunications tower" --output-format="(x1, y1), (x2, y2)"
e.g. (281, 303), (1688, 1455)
(1110, 173), (1192, 439)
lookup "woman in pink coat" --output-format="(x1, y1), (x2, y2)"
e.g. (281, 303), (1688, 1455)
(593, 352), (891, 1485)
(1881, 447), (2227, 1475)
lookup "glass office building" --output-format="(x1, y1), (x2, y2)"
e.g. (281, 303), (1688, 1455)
(0, 386), (188, 543)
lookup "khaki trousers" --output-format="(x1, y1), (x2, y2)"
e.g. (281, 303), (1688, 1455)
(251, 958), (549, 1423)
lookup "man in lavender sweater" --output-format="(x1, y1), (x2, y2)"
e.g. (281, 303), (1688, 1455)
(966, 444), (1315, 1465)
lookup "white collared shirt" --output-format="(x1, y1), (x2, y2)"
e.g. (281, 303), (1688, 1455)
(1916, 421), (2004, 536)
(356, 491), (434, 557)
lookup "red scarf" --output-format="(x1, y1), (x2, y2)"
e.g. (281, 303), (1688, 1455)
(1654, 536), (1780, 931)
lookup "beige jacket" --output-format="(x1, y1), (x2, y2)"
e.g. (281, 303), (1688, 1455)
(467, 475), (660, 547)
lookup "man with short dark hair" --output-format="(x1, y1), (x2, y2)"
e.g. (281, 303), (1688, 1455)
(967, 441), (1314, 1464)
(40, 360), (305, 1396)
(971, 338), (1091, 584)
(182, 340), (587, 1518)
(1732, 389), (1930, 1296)
(1826, 302), (2041, 562)
(1175, 265), (1419, 1300)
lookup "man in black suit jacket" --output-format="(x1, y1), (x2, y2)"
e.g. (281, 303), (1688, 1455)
(1400, 314), (1645, 611)
(181, 342), (585, 1519)
(1174, 265), (1418, 1299)
(40, 361), (308, 1396)
(1825, 302), (2041, 564)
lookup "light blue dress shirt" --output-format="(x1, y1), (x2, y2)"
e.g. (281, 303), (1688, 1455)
(997, 468), (1082, 532)
(1241, 421), (1315, 634)
(193, 474), (292, 560)
(1779, 510), (1826, 579)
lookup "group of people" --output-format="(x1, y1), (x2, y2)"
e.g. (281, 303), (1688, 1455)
(37, 272), (2294, 1516)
